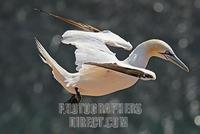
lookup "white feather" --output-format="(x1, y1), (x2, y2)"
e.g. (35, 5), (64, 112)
(62, 30), (132, 50)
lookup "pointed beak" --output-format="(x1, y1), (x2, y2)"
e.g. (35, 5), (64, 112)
(166, 54), (189, 72)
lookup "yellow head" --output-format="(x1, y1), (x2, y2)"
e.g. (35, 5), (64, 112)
(143, 39), (189, 72)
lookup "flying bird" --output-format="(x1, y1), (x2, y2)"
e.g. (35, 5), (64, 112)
(35, 9), (189, 103)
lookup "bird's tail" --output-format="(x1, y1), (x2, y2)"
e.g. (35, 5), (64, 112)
(35, 38), (73, 88)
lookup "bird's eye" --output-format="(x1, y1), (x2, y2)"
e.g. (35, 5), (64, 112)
(165, 50), (174, 56)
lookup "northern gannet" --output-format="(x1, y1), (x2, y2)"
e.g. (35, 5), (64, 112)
(34, 9), (189, 103)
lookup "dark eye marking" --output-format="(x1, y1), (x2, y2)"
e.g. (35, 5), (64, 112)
(164, 50), (174, 56)
(160, 50), (174, 56)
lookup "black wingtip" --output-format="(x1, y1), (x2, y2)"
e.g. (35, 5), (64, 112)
(33, 8), (42, 13)
(33, 8), (48, 15)
(34, 37), (38, 41)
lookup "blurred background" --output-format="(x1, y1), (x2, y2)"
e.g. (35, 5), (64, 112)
(1, 0), (200, 133)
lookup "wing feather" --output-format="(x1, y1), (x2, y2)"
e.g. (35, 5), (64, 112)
(34, 9), (132, 50)
(61, 30), (133, 71)
(34, 8), (100, 32)
(86, 62), (156, 80)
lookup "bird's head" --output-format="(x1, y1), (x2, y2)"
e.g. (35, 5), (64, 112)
(144, 39), (189, 72)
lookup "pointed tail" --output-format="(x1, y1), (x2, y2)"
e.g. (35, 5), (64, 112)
(35, 38), (73, 87)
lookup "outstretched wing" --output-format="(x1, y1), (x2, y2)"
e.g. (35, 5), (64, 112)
(34, 9), (133, 50)
(34, 8), (100, 32)
(61, 30), (118, 71)
(86, 62), (156, 80)
(61, 30), (133, 71)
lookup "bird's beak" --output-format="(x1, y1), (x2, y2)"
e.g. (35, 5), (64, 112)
(165, 54), (189, 72)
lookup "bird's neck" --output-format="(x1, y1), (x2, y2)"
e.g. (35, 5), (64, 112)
(124, 42), (152, 68)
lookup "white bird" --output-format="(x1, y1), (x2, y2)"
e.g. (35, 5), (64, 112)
(35, 9), (189, 103)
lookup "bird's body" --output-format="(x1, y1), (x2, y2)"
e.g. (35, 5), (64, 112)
(35, 10), (189, 100)
(36, 35), (153, 96)
(69, 64), (138, 96)
(36, 36), (167, 96)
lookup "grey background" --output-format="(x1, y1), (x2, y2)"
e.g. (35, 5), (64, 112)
(1, 0), (200, 134)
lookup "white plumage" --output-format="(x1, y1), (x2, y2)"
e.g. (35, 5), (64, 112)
(35, 30), (157, 96)
(35, 10), (189, 98)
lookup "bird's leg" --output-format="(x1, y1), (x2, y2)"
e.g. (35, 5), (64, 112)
(67, 94), (78, 103)
(75, 87), (82, 103)
(66, 87), (81, 104)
